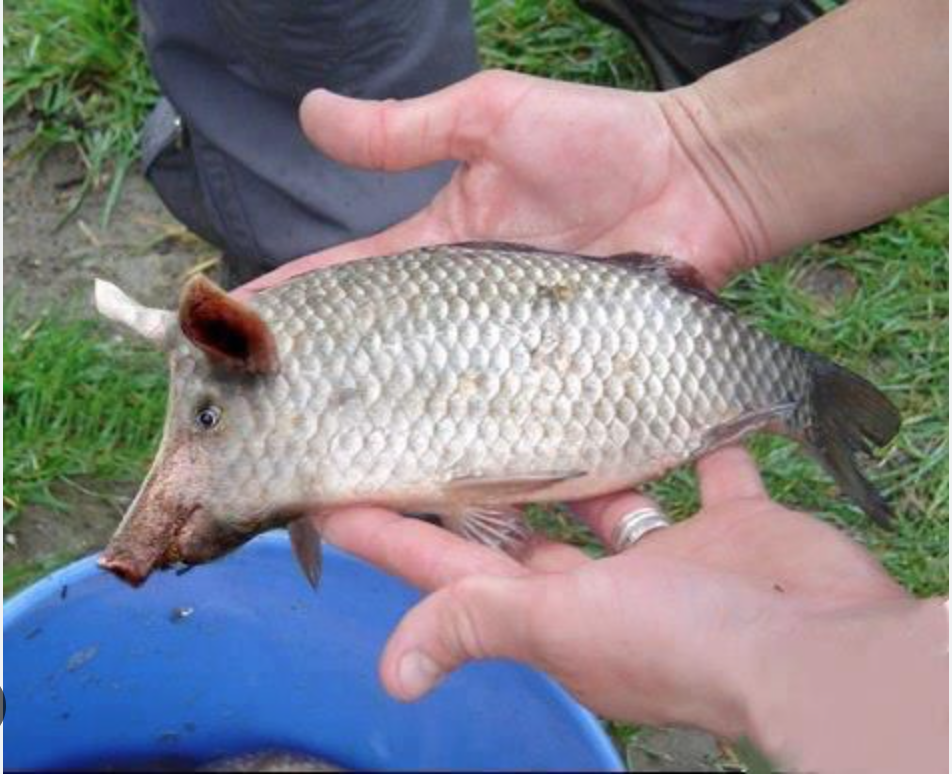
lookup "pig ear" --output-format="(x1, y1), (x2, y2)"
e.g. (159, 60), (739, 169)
(95, 279), (175, 349)
(178, 275), (279, 375)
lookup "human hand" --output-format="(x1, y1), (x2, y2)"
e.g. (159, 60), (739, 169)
(314, 446), (908, 739)
(237, 69), (752, 299)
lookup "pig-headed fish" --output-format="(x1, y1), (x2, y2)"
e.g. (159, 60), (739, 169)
(95, 243), (901, 587)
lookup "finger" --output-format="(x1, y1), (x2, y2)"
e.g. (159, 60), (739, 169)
(379, 574), (542, 701)
(696, 445), (767, 508)
(314, 507), (525, 592)
(233, 207), (447, 298)
(299, 71), (524, 171)
(569, 490), (665, 551)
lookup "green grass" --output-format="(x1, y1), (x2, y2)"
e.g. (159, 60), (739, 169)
(3, 312), (167, 524)
(475, 0), (652, 88)
(3, 0), (158, 224)
(738, 202), (949, 596)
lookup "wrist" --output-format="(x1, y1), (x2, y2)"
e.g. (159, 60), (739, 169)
(656, 84), (776, 273)
(657, 0), (949, 274)
(623, 88), (752, 289)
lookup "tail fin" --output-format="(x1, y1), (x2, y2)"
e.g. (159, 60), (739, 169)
(803, 356), (901, 527)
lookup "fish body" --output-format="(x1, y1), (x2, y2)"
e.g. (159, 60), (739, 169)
(95, 243), (899, 586)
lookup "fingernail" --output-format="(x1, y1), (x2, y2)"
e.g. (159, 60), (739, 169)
(397, 650), (443, 700)
(302, 88), (337, 108)
(308, 87), (347, 102)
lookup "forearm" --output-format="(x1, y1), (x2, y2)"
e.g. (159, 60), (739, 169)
(661, 0), (948, 268)
(740, 598), (949, 774)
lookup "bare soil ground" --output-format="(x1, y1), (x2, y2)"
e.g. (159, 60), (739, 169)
(4, 125), (217, 314)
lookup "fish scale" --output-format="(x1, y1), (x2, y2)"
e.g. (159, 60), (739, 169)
(94, 243), (900, 587)
(177, 246), (801, 505)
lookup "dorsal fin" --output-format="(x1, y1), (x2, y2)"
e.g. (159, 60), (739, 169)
(601, 251), (724, 306)
(446, 240), (569, 256)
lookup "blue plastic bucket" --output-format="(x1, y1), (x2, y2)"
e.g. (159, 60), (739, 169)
(4, 534), (622, 770)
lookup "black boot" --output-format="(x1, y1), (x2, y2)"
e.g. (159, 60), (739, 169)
(577, 0), (825, 90)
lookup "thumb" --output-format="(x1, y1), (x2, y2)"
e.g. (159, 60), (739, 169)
(380, 574), (541, 701)
(299, 71), (521, 172)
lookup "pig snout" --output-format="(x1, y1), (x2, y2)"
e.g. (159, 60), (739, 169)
(99, 506), (251, 587)
(99, 475), (199, 586)
(98, 550), (156, 587)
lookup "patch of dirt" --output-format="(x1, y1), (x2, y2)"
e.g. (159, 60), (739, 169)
(3, 124), (219, 314)
(3, 479), (136, 570)
(794, 263), (858, 308)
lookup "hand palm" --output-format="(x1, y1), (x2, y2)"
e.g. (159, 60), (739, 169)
(240, 71), (743, 296)
(525, 496), (902, 721)
(421, 77), (674, 249)
(639, 498), (901, 606)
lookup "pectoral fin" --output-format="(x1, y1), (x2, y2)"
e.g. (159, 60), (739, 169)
(288, 517), (323, 589)
(440, 504), (533, 558)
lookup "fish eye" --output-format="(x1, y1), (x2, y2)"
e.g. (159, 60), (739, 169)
(195, 405), (222, 431)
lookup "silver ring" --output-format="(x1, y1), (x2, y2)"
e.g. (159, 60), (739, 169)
(609, 507), (671, 554)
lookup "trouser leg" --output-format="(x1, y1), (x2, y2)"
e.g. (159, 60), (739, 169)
(137, 1), (479, 286)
